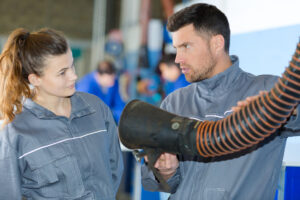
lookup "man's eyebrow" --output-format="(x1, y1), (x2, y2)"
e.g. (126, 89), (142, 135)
(174, 42), (190, 48)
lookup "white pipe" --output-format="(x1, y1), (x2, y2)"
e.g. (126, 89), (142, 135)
(90, 0), (107, 71)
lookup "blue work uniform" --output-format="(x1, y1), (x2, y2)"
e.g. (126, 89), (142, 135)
(141, 56), (300, 200)
(164, 73), (189, 96)
(0, 92), (124, 199)
(76, 71), (125, 123)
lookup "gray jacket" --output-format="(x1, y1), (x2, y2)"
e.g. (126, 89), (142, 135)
(0, 92), (124, 200)
(141, 56), (300, 200)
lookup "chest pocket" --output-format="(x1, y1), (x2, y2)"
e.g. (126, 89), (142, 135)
(22, 151), (85, 199)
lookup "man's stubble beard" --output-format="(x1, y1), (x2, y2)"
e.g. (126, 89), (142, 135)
(187, 56), (217, 83)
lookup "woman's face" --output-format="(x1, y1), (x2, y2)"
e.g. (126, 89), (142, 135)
(32, 48), (78, 99)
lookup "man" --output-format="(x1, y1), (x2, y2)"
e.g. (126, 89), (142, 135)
(76, 60), (125, 123)
(141, 3), (300, 199)
(158, 53), (189, 96)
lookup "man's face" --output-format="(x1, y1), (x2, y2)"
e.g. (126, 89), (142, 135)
(172, 24), (217, 82)
(97, 73), (116, 88)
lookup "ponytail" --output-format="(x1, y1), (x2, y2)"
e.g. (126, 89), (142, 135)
(0, 29), (32, 126)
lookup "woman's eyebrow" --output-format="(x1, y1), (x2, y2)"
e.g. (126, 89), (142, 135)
(57, 60), (74, 73)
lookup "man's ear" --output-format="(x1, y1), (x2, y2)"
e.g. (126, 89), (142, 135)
(211, 34), (225, 55)
(28, 74), (41, 87)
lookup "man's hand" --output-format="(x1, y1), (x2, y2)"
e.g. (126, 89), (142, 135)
(231, 91), (298, 116)
(231, 91), (267, 112)
(145, 153), (179, 181)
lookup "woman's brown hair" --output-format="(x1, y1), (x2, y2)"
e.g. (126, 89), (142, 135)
(0, 28), (68, 126)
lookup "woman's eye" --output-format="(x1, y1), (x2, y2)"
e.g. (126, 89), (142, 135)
(59, 71), (66, 76)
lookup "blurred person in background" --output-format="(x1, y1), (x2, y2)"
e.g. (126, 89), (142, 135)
(158, 53), (189, 96)
(76, 60), (126, 123)
(135, 54), (190, 107)
(0, 28), (123, 199)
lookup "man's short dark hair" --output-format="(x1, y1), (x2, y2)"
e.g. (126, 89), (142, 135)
(167, 3), (230, 53)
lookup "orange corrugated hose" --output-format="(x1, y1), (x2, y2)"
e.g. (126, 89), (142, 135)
(196, 42), (300, 157)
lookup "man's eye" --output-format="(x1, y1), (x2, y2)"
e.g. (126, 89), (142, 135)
(185, 44), (190, 49)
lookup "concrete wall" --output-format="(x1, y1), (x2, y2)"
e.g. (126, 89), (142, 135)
(0, 0), (93, 39)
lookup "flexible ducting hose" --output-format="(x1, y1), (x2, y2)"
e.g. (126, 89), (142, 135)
(119, 41), (300, 158)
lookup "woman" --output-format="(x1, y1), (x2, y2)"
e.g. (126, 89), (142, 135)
(0, 28), (123, 199)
